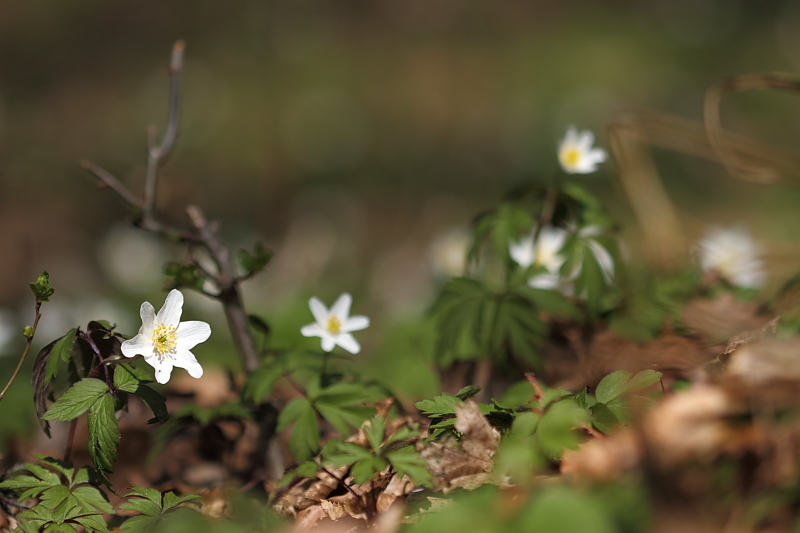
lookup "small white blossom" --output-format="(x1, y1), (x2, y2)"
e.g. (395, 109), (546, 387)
(121, 289), (211, 384)
(301, 293), (369, 354)
(697, 226), (766, 289)
(578, 225), (615, 285)
(558, 126), (607, 174)
(509, 226), (569, 290)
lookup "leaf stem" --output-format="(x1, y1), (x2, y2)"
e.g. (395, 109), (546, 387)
(0, 301), (42, 402)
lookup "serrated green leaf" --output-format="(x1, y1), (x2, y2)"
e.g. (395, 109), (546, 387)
(415, 393), (462, 417)
(72, 486), (113, 515)
(120, 514), (160, 533)
(43, 379), (109, 422)
(454, 385), (481, 401)
(591, 402), (620, 434)
(278, 398), (319, 461)
(364, 417), (386, 452)
(386, 446), (432, 487)
(595, 370), (662, 405)
(242, 364), (284, 403)
(315, 402), (373, 437)
(45, 329), (78, 387)
(87, 393), (119, 473)
(162, 492), (200, 511)
(351, 456), (388, 484)
(119, 383), (168, 424)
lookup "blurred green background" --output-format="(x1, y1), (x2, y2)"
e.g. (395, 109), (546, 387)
(2, 0), (800, 444)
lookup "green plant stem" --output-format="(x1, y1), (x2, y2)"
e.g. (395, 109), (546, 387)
(0, 301), (42, 401)
(539, 170), (562, 228)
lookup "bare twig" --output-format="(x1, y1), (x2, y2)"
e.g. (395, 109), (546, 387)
(81, 160), (142, 208)
(81, 41), (261, 374)
(187, 205), (260, 371)
(144, 40), (185, 219)
(0, 302), (42, 401)
(705, 72), (800, 185)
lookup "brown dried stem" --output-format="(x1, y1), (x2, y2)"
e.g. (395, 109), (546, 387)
(704, 72), (800, 185)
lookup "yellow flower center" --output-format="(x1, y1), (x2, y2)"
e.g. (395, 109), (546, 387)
(151, 323), (177, 357)
(326, 315), (342, 335)
(563, 148), (580, 167)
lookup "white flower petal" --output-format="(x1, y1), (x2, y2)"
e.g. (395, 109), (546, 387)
(121, 334), (152, 358)
(509, 233), (536, 268)
(330, 293), (352, 320)
(153, 361), (174, 384)
(588, 240), (615, 284)
(336, 333), (361, 354)
(528, 273), (560, 290)
(342, 315), (369, 333)
(321, 334), (336, 352)
(139, 301), (156, 333)
(301, 323), (325, 337)
(578, 130), (595, 151)
(157, 289), (184, 326)
(176, 321), (211, 350)
(308, 297), (329, 326)
(173, 348), (204, 379)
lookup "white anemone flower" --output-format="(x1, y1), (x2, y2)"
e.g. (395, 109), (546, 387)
(509, 226), (569, 290)
(121, 289), (211, 384)
(697, 226), (766, 289)
(301, 293), (370, 354)
(558, 126), (607, 174)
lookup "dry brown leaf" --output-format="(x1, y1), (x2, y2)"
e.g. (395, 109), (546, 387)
(419, 401), (499, 493)
(641, 385), (753, 468)
(560, 429), (641, 482)
(682, 294), (764, 344)
(727, 339), (800, 385)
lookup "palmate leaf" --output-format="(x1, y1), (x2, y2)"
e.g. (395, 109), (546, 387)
(430, 278), (487, 363)
(0, 456), (112, 532)
(277, 398), (320, 461)
(489, 295), (546, 368)
(312, 382), (375, 437)
(415, 392), (463, 418)
(119, 487), (200, 533)
(242, 363), (284, 403)
(385, 446), (432, 487)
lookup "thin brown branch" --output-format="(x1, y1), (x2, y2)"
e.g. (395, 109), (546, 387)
(144, 40), (185, 219)
(704, 72), (800, 185)
(81, 160), (142, 208)
(187, 205), (260, 372)
(0, 302), (42, 401)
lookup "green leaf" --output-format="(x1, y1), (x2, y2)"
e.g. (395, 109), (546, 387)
(277, 398), (320, 461)
(415, 392), (462, 418)
(590, 402), (620, 434)
(490, 295), (546, 367)
(113, 364), (151, 389)
(30, 271), (55, 302)
(45, 329), (78, 386)
(385, 446), (432, 487)
(87, 393), (119, 473)
(119, 488), (200, 533)
(595, 370), (662, 405)
(242, 364), (284, 403)
(43, 378), (109, 422)
(364, 417), (386, 452)
(119, 383), (168, 424)
(238, 243), (274, 276)
(536, 399), (589, 457)
(454, 385), (482, 401)
(351, 456), (388, 484)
